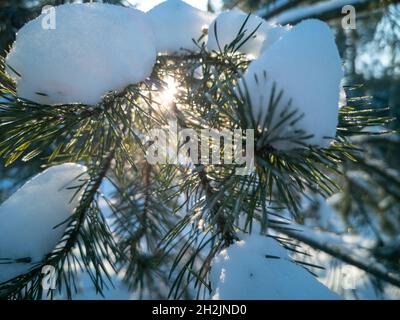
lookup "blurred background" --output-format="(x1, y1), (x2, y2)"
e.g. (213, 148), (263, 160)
(0, 0), (399, 299)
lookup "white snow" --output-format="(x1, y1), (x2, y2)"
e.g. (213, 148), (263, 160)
(147, 0), (214, 55)
(5, 3), (156, 105)
(238, 19), (343, 149)
(301, 194), (347, 233)
(269, 0), (367, 25)
(289, 227), (400, 300)
(210, 233), (340, 299)
(207, 9), (289, 59)
(0, 163), (88, 284)
(260, 23), (292, 53)
(256, 0), (291, 17)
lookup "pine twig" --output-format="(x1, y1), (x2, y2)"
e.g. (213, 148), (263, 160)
(197, 166), (237, 245)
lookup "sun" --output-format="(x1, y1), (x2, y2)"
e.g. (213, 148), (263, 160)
(162, 75), (178, 104)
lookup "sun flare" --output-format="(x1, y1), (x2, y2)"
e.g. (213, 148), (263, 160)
(162, 76), (177, 104)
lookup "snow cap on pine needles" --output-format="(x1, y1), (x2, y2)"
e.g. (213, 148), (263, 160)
(210, 233), (340, 299)
(207, 9), (290, 59)
(5, 3), (156, 105)
(238, 19), (343, 150)
(147, 0), (214, 55)
(0, 163), (88, 284)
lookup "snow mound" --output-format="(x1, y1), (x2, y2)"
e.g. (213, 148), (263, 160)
(0, 163), (88, 284)
(260, 23), (292, 53)
(210, 233), (340, 299)
(5, 3), (156, 105)
(238, 19), (343, 149)
(339, 86), (347, 107)
(147, 0), (214, 55)
(207, 9), (288, 59)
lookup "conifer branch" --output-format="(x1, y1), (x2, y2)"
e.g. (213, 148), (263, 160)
(274, 226), (400, 288)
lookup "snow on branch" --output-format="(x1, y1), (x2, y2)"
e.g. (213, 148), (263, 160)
(256, 0), (307, 19)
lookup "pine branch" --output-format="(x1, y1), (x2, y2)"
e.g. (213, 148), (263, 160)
(0, 150), (117, 299)
(257, 0), (307, 19)
(197, 166), (238, 244)
(274, 226), (400, 288)
(109, 158), (182, 298)
(257, 0), (396, 24)
(149, 37), (397, 298)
